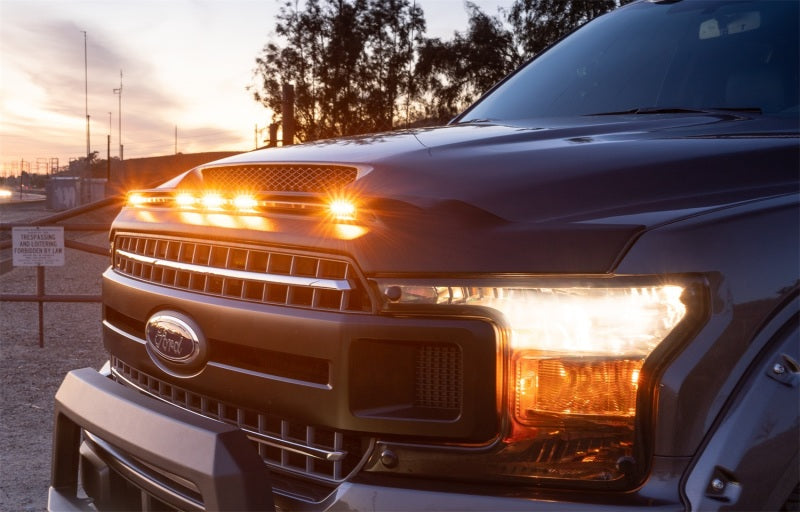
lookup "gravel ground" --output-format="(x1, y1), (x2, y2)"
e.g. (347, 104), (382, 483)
(1, 201), (113, 511)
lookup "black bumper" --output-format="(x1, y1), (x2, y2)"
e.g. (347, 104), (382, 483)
(48, 368), (274, 511)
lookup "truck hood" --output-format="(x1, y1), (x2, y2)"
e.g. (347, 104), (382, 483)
(163, 114), (799, 274)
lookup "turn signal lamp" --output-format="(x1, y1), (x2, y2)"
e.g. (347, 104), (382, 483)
(376, 278), (693, 485)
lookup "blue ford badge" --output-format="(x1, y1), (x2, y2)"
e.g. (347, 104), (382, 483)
(145, 311), (206, 373)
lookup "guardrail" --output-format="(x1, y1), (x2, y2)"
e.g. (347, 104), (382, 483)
(0, 196), (122, 347)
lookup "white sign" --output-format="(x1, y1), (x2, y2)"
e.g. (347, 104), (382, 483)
(12, 226), (65, 266)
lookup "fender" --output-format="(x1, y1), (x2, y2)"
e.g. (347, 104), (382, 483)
(682, 295), (799, 510)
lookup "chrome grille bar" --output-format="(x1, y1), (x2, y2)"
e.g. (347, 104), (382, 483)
(116, 249), (351, 291)
(112, 234), (373, 313)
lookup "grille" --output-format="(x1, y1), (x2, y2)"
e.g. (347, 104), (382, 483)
(111, 358), (373, 485)
(199, 164), (358, 193)
(415, 344), (462, 410)
(113, 234), (372, 313)
(349, 339), (463, 420)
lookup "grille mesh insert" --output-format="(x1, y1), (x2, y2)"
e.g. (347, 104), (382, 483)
(199, 164), (358, 193)
(415, 344), (462, 410)
(113, 234), (372, 313)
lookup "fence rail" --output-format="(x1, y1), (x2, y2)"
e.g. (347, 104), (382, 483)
(0, 196), (122, 347)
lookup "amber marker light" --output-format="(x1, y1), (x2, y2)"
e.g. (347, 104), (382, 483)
(175, 192), (197, 208)
(126, 192), (147, 207)
(200, 193), (225, 210)
(328, 198), (358, 221)
(233, 194), (258, 212)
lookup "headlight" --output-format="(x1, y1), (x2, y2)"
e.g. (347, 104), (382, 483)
(375, 277), (699, 485)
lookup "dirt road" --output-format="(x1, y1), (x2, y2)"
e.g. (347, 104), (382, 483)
(1, 201), (112, 511)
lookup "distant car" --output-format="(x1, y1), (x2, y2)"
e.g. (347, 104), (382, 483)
(0, 188), (13, 199)
(50, 0), (798, 510)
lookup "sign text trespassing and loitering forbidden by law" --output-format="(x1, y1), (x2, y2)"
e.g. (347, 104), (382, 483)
(12, 226), (65, 267)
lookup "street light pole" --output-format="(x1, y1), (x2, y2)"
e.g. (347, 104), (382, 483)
(113, 70), (123, 160)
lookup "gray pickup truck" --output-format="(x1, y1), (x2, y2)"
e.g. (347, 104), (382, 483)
(49, 0), (799, 510)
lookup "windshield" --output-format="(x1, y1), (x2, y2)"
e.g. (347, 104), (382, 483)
(458, 0), (799, 122)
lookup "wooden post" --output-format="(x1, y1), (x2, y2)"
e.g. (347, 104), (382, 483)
(282, 83), (295, 146)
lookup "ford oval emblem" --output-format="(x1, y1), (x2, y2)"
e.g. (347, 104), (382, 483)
(145, 311), (206, 373)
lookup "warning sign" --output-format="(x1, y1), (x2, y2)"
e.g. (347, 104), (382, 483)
(12, 226), (65, 266)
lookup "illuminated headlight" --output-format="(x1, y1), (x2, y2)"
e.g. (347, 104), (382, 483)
(376, 277), (698, 484)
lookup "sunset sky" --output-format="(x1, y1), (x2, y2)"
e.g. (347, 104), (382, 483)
(0, 0), (512, 176)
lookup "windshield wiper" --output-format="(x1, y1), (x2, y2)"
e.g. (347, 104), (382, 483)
(587, 106), (762, 116)
(455, 118), (495, 124)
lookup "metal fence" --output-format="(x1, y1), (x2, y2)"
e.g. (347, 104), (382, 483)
(0, 196), (121, 347)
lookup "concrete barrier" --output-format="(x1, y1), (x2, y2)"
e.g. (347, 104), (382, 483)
(46, 178), (81, 211)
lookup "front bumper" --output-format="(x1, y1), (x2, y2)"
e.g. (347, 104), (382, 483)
(49, 368), (690, 512)
(48, 368), (274, 511)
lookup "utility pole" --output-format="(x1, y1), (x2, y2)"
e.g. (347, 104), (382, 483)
(107, 112), (112, 181)
(83, 30), (91, 203)
(175, 125), (178, 155)
(269, 123), (278, 147)
(83, 31), (89, 161)
(113, 70), (123, 160)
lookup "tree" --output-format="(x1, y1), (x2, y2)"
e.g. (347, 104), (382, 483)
(318, 0), (369, 136)
(415, 2), (518, 123)
(254, 0), (328, 142)
(252, 0), (424, 141)
(414, 0), (625, 122)
(507, 0), (618, 57)
(252, 0), (625, 141)
(359, 0), (425, 131)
